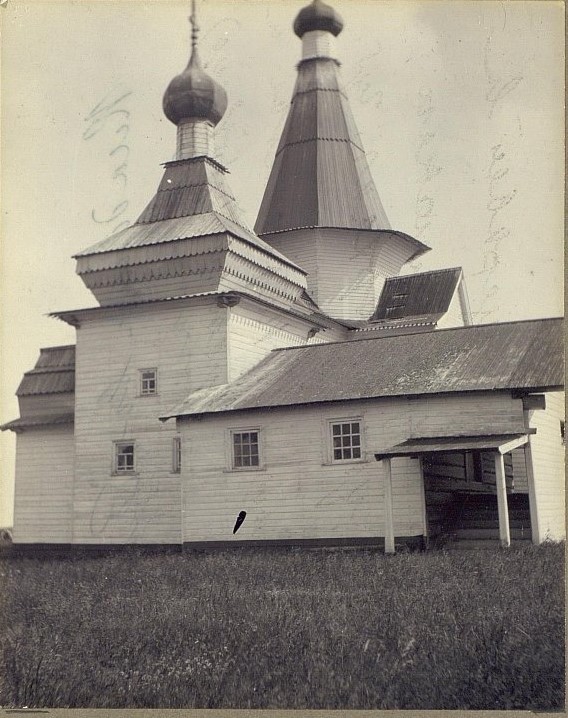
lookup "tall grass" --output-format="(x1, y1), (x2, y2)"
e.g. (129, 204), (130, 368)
(0, 543), (564, 709)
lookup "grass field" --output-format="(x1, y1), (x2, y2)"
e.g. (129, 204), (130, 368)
(0, 543), (564, 709)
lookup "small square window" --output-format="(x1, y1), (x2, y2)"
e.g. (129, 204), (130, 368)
(330, 421), (363, 462)
(140, 369), (157, 396)
(231, 429), (260, 469)
(114, 442), (135, 473)
(172, 437), (182, 473)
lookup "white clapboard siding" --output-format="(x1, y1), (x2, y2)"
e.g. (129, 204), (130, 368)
(529, 391), (565, 540)
(181, 399), (428, 543)
(18, 392), (74, 417)
(72, 299), (228, 543)
(511, 447), (529, 492)
(264, 228), (413, 321)
(436, 281), (466, 329)
(264, 229), (319, 301)
(228, 302), (319, 382)
(179, 392), (535, 544)
(13, 425), (74, 543)
(315, 229), (414, 320)
(408, 392), (525, 438)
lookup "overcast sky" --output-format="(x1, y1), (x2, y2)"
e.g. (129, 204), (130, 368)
(1, 0), (564, 526)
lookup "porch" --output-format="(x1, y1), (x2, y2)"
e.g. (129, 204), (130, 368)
(375, 432), (536, 553)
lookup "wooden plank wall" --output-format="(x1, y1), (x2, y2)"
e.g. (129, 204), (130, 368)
(180, 391), (531, 544)
(511, 448), (529, 492)
(18, 392), (74, 417)
(267, 228), (413, 321)
(228, 301), (346, 382)
(316, 229), (413, 320)
(70, 295), (327, 544)
(408, 392), (525, 438)
(436, 282), (466, 329)
(13, 426), (74, 543)
(72, 299), (228, 543)
(529, 391), (565, 540)
(265, 229), (320, 305)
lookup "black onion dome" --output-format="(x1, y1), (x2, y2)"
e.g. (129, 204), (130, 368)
(293, 0), (344, 38)
(163, 50), (228, 126)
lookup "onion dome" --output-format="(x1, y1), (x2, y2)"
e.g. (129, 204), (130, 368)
(163, 7), (228, 126)
(293, 0), (344, 38)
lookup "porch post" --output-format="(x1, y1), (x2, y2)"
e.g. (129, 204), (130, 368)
(523, 430), (542, 545)
(494, 452), (511, 547)
(382, 458), (395, 554)
(417, 457), (429, 545)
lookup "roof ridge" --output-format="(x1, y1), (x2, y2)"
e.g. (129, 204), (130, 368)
(39, 344), (76, 351)
(392, 266), (463, 280)
(24, 367), (75, 375)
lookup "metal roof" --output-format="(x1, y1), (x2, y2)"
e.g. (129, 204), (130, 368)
(375, 433), (530, 460)
(34, 345), (75, 368)
(163, 317), (564, 419)
(371, 268), (462, 322)
(75, 157), (302, 272)
(1, 413), (74, 432)
(254, 57), (393, 235)
(16, 346), (75, 397)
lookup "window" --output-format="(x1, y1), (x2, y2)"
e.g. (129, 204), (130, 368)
(140, 369), (157, 396)
(172, 437), (182, 473)
(231, 429), (260, 469)
(331, 421), (362, 462)
(114, 442), (135, 473)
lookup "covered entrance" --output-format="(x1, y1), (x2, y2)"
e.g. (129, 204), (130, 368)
(376, 433), (534, 553)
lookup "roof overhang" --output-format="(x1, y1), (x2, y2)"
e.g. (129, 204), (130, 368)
(51, 290), (333, 330)
(1, 413), (74, 433)
(374, 432), (534, 460)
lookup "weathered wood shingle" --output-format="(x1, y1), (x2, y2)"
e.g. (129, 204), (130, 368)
(164, 317), (564, 418)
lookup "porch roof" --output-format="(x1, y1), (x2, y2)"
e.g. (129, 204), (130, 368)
(374, 432), (531, 460)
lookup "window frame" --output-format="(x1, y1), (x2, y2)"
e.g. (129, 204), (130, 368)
(139, 368), (158, 396)
(172, 436), (182, 474)
(113, 440), (136, 475)
(228, 427), (263, 471)
(328, 418), (365, 464)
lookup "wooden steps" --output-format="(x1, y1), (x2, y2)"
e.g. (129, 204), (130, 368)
(427, 491), (532, 549)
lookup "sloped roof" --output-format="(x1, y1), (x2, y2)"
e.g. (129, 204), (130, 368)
(163, 317), (564, 419)
(16, 345), (75, 397)
(254, 57), (392, 235)
(375, 433), (530, 460)
(1, 413), (74, 431)
(76, 157), (300, 271)
(371, 268), (462, 322)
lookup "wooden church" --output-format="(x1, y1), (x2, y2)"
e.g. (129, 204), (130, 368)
(2, 0), (564, 551)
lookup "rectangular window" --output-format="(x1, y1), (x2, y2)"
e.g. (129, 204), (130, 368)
(331, 421), (362, 462)
(232, 430), (260, 469)
(140, 369), (157, 396)
(114, 442), (135, 473)
(172, 437), (182, 473)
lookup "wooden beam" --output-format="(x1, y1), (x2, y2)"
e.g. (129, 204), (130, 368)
(498, 435), (529, 454)
(417, 458), (429, 545)
(382, 458), (395, 554)
(523, 438), (541, 545)
(494, 452), (511, 547)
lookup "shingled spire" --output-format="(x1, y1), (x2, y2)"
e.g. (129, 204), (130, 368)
(255, 0), (391, 235)
(254, 0), (429, 321)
